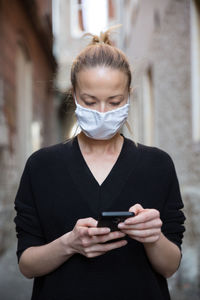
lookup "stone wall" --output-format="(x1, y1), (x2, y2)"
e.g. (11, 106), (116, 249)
(122, 0), (200, 298)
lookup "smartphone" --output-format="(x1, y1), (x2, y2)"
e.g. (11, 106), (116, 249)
(97, 211), (135, 232)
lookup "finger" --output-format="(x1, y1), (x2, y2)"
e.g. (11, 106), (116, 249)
(129, 204), (144, 215)
(88, 231), (126, 245)
(120, 228), (161, 238)
(85, 251), (106, 258)
(124, 209), (160, 225)
(130, 235), (161, 243)
(77, 217), (98, 227)
(87, 227), (111, 236)
(118, 219), (162, 230)
(87, 239), (128, 253)
(97, 231), (126, 243)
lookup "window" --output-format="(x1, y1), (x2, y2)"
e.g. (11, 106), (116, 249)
(190, 0), (200, 143)
(70, 0), (108, 38)
(70, 0), (85, 38)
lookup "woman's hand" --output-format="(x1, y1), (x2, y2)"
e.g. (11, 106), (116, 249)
(118, 204), (163, 244)
(65, 217), (127, 258)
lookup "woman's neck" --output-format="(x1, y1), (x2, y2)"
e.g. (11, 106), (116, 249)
(77, 132), (124, 155)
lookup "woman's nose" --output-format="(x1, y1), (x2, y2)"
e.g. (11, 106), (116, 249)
(98, 103), (106, 113)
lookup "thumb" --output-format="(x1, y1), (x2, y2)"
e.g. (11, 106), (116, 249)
(129, 204), (144, 216)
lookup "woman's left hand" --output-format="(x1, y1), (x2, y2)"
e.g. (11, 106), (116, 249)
(118, 204), (163, 244)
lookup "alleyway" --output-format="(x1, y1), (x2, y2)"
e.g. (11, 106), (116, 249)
(0, 243), (32, 300)
(0, 0), (199, 298)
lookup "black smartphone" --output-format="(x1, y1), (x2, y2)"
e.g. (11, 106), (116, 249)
(97, 211), (135, 232)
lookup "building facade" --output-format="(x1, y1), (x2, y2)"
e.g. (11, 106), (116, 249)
(0, 0), (56, 255)
(121, 0), (200, 298)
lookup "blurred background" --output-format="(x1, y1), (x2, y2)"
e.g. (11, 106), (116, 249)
(0, 0), (199, 299)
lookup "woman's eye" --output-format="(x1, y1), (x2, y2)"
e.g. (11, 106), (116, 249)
(111, 102), (121, 106)
(83, 101), (121, 106)
(85, 102), (95, 106)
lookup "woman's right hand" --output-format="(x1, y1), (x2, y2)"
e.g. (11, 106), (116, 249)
(62, 217), (127, 258)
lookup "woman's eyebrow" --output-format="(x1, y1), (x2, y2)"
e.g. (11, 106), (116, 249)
(80, 93), (124, 99)
(80, 93), (96, 98)
(109, 95), (124, 99)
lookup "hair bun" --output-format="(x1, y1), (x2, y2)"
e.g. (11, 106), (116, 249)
(82, 24), (122, 46)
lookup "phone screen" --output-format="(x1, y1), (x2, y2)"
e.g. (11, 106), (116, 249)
(97, 211), (135, 232)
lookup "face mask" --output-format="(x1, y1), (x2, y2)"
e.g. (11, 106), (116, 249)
(74, 94), (130, 140)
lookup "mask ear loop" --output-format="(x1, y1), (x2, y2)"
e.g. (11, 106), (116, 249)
(124, 94), (138, 147)
(73, 93), (78, 106)
(125, 120), (133, 135)
(70, 93), (81, 137)
(125, 94), (132, 134)
(124, 121), (138, 147)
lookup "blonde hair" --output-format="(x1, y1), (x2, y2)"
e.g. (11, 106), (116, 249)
(69, 24), (137, 146)
(71, 24), (132, 92)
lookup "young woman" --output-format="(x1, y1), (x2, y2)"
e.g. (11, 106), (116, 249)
(14, 27), (186, 300)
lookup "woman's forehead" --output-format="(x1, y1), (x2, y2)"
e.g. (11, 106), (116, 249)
(76, 67), (128, 92)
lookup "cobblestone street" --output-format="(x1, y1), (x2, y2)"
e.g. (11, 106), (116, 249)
(0, 243), (32, 300)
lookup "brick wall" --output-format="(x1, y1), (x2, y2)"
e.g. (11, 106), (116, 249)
(0, 0), (56, 255)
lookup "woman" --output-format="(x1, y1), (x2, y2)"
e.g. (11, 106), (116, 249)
(14, 26), (186, 300)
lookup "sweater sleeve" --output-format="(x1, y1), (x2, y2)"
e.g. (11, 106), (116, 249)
(13, 156), (46, 264)
(160, 157), (186, 253)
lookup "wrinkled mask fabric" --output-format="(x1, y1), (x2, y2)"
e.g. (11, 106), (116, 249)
(74, 94), (130, 140)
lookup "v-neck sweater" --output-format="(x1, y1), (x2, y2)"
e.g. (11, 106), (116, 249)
(14, 135), (186, 300)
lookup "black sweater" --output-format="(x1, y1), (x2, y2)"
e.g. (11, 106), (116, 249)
(14, 134), (186, 300)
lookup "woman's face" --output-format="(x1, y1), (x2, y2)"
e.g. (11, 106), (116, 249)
(74, 67), (129, 113)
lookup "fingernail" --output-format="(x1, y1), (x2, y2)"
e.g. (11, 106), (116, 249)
(118, 223), (123, 228)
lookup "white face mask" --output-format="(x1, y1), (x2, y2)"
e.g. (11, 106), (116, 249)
(74, 94), (130, 140)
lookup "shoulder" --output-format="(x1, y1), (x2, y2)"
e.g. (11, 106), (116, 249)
(25, 138), (74, 170)
(125, 137), (175, 172)
(139, 143), (177, 183)
(139, 142), (173, 164)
